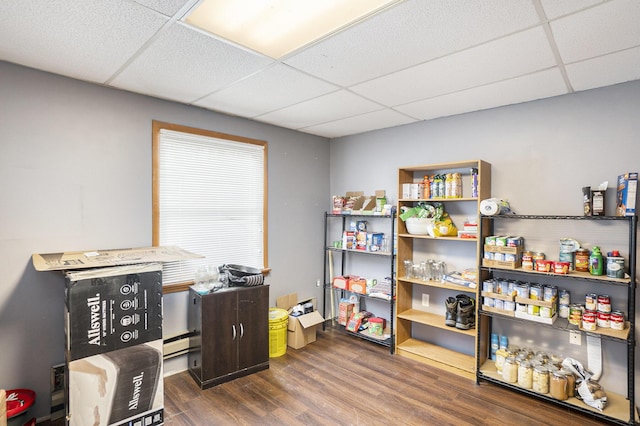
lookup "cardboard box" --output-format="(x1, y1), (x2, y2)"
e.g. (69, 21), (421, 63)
(616, 172), (638, 216)
(276, 293), (325, 349)
(32, 245), (202, 271)
(64, 263), (163, 361)
(338, 302), (355, 326)
(348, 277), (367, 294)
(67, 340), (164, 426)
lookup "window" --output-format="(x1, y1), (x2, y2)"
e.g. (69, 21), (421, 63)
(152, 121), (268, 293)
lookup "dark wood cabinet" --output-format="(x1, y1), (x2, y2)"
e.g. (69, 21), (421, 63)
(188, 285), (269, 389)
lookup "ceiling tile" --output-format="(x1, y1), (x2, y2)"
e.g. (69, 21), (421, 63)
(539, 0), (604, 20)
(255, 90), (383, 129)
(550, 0), (640, 63)
(111, 22), (274, 103)
(396, 68), (568, 121)
(132, 0), (195, 17)
(284, 0), (540, 86)
(0, 0), (167, 83)
(300, 109), (417, 138)
(351, 26), (556, 106)
(194, 64), (339, 117)
(566, 46), (640, 91)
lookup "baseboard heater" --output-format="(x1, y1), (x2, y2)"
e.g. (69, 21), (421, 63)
(163, 330), (194, 360)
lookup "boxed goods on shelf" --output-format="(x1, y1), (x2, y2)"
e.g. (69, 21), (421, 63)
(276, 293), (325, 349)
(338, 301), (356, 326)
(332, 191), (389, 215)
(616, 172), (638, 217)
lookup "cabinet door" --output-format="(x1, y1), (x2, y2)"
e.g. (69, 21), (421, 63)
(237, 285), (269, 370)
(202, 290), (238, 380)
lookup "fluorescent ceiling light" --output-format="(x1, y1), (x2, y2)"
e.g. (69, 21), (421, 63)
(185, 0), (400, 59)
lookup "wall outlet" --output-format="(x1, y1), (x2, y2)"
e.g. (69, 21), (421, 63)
(422, 293), (430, 307)
(569, 330), (581, 345)
(316, 279), (321, 287)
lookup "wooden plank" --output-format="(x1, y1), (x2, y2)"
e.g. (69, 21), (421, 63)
(397, 309), (476, 337)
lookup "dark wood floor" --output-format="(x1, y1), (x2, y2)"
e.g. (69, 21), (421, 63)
(160, 327), (618, 426)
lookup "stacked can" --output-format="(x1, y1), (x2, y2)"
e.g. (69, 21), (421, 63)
(558, 289), (570, 319)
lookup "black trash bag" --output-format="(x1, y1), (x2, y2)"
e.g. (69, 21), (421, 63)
(219, 264), (264, 287)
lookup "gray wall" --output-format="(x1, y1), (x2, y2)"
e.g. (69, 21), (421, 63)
(0, 61), (330, 420)
(331, 80), (640, 398)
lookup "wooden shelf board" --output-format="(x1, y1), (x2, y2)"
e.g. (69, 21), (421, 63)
(397, 278), (476, 293)
(397, 309), (476, 337)
(479, 360), (638, 424)
(396, 338), (476, 380)
(398, 233), (478, 242)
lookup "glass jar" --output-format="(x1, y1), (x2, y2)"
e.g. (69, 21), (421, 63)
(532, 365), (549, 394)
(495, 348), (509, 373)
(561, 369), (576, 397)
(502, 356), (518, 383)
(517, 360), (533, 389)
(550, 370), (568, 400)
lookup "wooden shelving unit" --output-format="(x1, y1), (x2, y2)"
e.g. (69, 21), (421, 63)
(395, 160), (491, 379)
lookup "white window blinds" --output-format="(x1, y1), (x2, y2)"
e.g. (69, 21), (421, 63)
(157, 127), (266, 285)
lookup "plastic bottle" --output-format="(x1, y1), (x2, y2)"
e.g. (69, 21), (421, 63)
(422, 175), (431, 199)
(445, 173), (453, 198)
(470, 168), (479, 198)
(589, 246), (604, 276)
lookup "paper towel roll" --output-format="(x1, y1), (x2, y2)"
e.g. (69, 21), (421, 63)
(480, 198), (512, 216)
(480, 199), (500, 215)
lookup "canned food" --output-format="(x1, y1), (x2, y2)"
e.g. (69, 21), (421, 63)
(582, 311), (597, 331)
(585, 293), (597, 311)
(485, 236), (497, 246)
(568, 305), (582, 325)
(532, 252), (545, 269)
(536, 260), (553, 273)
(522, 260), (534, 271)
(543, 286), (557, 302)
(553, 261), (570, 275)
(507, 237), (523, 247)
(504, 253), (517, 262)
(484, 297), (495, 308)
(529, 284), (543, 300)
(540, 306), (552, 318)
(516, 303), (527, 313)
(559, 289), (570, 305)
(497, 280), (509, 295)
(494, 252), (505, 261)
(504, 300), (516, 311)
(558, 304), (570, 318)
(515, 283), (530, 299)
(495, 299), (504, 310)
(610, 311), (625, 330)
(484, 251), (494, 260)
(527, 304), (540, 316)
(606, 256), (625, 278)
(482, 279), (495, 293)
(496, 236), (508, 247)
(597, 295), (611, 313)
(596, 311), (610, 328)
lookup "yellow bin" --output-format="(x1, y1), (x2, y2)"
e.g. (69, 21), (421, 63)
(268, 307), (288, 357)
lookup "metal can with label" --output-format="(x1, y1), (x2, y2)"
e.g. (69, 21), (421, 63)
(532, 252), (545, 270)
(568, 304), (582, 325)
(585, 293), (597, 311)
(610, 311), (625, 330)
(559, 289), (571, 305)
(558, 304), (570, 318)
(596, 311), (610, 328)
(582, 310), (597, 331)
(597, 295), (611, 313)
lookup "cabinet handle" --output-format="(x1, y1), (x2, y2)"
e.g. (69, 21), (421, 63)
(232, 324), (236, 340)
(240, 323), (244, 339)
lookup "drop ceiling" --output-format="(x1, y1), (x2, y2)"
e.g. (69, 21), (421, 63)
(1, 0), (639, 139)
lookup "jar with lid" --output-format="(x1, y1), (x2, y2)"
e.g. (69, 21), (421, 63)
(560, 368), (576, 397)
(550, 370), (568, 400)
(495, 348), (509, 373)
(502, 356), (518, 383)
(517, 360), (533, 389)
(575, 248), (590, 272)
(532, 365), (550, 394)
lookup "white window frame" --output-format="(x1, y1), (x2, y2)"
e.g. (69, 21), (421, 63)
(152, 121), (268, 293)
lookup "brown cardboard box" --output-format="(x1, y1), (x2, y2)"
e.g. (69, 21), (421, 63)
(276, 293), (325, 349)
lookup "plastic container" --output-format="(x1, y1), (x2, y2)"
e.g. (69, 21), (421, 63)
(6, 389), (36, 426)
(268, 308), (288, 357)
